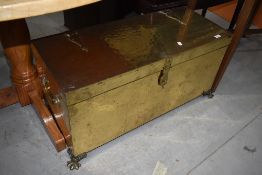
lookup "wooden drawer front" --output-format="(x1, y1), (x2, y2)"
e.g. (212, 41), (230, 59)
(69, 47), (226, 155)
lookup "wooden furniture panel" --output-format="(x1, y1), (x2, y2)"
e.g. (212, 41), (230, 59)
(64, 0), (136, 30)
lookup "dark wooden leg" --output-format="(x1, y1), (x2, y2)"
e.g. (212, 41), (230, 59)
(228, 0), (245, 31)
(244, 0), (261, 35)
(201, 8), (208, 17)
(177, 2), (195, 41)
(211, 0), (258, 92)
(0, 19), (42, 106)
(188, 0), (198, 9)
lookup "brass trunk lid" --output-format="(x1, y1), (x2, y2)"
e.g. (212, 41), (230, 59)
(33, 8), (231, 105)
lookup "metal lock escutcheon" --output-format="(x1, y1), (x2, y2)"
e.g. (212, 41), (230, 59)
(158, 57), (172, 88)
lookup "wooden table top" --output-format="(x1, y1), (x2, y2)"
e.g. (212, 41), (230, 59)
(0, 0), (100, 22)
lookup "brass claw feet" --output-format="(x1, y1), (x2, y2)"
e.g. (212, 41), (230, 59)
(202, 90), (214, 99)
(67, 148), (87, 170)
(67, 160), (81, 170)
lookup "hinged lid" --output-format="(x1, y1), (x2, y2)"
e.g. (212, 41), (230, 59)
(33, 8), (231, 106)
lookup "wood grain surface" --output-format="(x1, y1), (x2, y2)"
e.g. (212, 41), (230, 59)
(0, 19), (42, 106)
(29, 90), (66, 152)
(0, 0), (100, 22)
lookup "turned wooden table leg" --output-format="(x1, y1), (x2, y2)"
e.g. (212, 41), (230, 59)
(0, 19), (67, 151)
(0, 19), (42, 106)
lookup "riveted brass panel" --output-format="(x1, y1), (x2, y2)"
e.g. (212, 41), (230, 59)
(69, 47), (227, 155)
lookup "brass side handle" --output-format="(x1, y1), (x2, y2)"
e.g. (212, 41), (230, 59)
(42, 77), (61, 104)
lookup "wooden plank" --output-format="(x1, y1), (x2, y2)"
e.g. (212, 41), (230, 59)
(29, 91), (66, 152)
(0, 0), (100, 22)
(0, 86), (18, 108)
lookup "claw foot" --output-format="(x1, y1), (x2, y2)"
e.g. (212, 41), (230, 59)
(66, 148), (87, 170)
(67, 159), (81, 170)
(202, 90), (214, 99)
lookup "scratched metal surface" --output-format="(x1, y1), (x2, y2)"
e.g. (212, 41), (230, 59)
(33, 8), (228, 92)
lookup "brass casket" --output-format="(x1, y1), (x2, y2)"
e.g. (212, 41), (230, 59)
(32, 8), (231, 156)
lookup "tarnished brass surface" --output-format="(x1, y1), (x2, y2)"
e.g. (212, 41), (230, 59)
(70, 47), (227, 155)
(65, 35), (230, 106)
(32, 8), (232, 156)
(33, 8), (231, 105)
